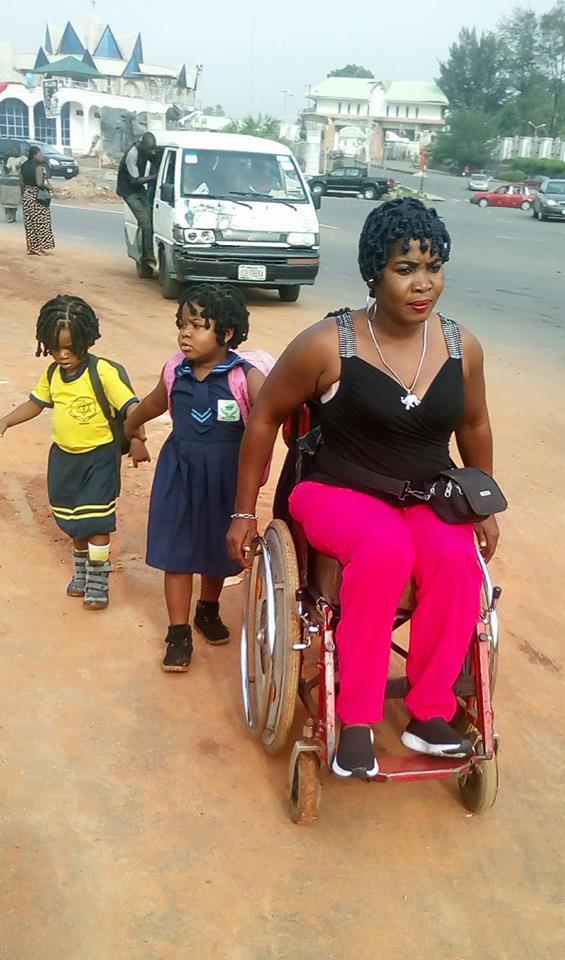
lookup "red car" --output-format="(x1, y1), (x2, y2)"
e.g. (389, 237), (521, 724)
(470, 183), (535, 211)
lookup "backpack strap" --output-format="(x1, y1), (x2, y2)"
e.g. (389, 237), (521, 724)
(47, 361), (57, 386)
(227, 365), (250, 423)
(163, 352), (185, 413)
(87, 355), (115, 430)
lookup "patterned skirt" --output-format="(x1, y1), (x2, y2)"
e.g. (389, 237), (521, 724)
(22, 187), (55, 254)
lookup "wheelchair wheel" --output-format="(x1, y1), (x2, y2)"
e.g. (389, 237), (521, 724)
(241, 520), (302, 756)
(458, 730), (499, 813)
(288, 751), (321, 824)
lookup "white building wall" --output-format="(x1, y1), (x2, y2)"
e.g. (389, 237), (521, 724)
(0, 82), (168, 154)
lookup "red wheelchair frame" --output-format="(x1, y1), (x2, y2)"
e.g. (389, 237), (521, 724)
(241, 406), (501, 823)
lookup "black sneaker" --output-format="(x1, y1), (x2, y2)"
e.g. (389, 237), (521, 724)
(401, 717), (474, 759)
(194, 600), (230, 646)
(332, 725), (379, 780)
(162, 625), (193, 673)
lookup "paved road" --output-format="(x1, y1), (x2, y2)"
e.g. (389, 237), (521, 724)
(4, 178), (564, 355)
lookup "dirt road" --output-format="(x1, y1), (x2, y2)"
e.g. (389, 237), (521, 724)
(0, 236), (563, 960)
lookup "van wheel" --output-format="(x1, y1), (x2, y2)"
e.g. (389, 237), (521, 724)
(136, 259), (153, 279)
(363, 186), (377, 200)
(310, 183), (324, 196)
(279, 285), (300, 303)
(159, 250), (180, 300)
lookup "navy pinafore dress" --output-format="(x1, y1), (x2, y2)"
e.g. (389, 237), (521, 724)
(146, 351), (250, 577)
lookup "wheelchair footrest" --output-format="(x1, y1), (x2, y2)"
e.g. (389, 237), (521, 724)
(375, 754), (473, 782)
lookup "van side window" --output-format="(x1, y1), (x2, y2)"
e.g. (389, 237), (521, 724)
(164, 151), (176, 186)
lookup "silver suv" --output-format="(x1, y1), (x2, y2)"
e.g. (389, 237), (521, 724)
(533, 179), (565, 221)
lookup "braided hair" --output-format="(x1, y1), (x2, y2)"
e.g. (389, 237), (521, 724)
(358, 198), (451, 295)
(35, 295), (100, 358)
(176, 284), (249, 349)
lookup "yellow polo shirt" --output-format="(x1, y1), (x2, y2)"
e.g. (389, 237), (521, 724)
(31, 358), (137, 453)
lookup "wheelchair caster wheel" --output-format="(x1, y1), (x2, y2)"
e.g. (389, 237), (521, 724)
(458, 732), (499, 813)
(288, 752), (321, 824)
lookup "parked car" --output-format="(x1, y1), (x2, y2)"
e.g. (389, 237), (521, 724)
(470, 183), (535, 210)
(467, 171), (489, 191)
(0, 137), (79, 179)
(532, 178), (565, 220)
(308, 166), (394, 201)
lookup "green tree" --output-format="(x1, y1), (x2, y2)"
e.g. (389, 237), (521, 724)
(328, 64), (374, 78)
(429, 109), (497, 169)
(539, 1), (565, 134)
(224, 115), (281, 140)
(496, 7), (549, 133)
(438, 27), (507, 113)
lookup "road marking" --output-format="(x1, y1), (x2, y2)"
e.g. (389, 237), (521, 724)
(55, 204), (122, 215)
(496, 235), (546, 242)
(320, 223), (338, 230)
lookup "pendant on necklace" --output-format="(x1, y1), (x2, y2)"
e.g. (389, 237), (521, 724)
(401, 393), (421, 411)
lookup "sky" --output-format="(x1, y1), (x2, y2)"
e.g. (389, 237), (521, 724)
(6, 0), (558, 117)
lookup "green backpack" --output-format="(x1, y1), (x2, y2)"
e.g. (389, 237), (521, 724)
(47, 354), (133, 456)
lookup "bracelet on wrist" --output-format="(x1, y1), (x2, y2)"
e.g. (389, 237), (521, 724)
(231, 512), (258, 521)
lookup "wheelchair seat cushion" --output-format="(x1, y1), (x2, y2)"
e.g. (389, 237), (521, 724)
(308, 548), (415, 610)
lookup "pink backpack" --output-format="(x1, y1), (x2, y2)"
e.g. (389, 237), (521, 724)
(162, 349), (275, 484)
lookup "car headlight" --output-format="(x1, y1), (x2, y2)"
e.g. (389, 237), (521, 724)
(49, 159), (60, 166)
(287, 232), (317, 247)
(173, 227), (215, 244)
(545, 199), (558, 206)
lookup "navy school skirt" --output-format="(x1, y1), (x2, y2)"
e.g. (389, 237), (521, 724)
(47, 441), (120, 538)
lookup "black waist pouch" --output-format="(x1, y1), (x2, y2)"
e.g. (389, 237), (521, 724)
(428, 467), (507, 524)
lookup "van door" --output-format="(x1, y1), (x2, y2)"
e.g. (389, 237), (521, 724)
(153, 148), (178, 258)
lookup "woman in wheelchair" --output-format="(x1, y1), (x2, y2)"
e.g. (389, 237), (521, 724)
(228, 198), (499, 780)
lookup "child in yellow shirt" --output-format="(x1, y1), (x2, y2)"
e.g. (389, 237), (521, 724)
(0, 295), (150, 609)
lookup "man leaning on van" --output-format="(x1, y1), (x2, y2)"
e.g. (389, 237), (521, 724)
(117, 132), (158, 265)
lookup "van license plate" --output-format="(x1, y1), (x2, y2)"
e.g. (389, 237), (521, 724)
(238, 264), (267, 281)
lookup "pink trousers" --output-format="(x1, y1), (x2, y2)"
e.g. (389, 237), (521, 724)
(289, 482), (482, 725)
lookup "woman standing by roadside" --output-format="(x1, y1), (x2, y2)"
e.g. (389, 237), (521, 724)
(19, 146), (55, 256)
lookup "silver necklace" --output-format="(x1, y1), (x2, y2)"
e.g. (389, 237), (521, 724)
(366, 306), (428, 411)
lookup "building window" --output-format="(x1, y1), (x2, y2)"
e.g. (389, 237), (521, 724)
(61, 102), (71, 147)
(395, 105), (399, 117)
(405, 106), (409, 117)
(386, 104), (390, 117)
(34, 102), (57, 144)
(416, 107), (419, 119)
(347, 102), (351, 114)
(0, 98), (29, 138)
(357, 102), (361, 115)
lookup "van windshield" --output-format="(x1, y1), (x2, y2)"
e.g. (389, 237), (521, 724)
(546, 180), (565, 194)
(181, 149), (307, 203)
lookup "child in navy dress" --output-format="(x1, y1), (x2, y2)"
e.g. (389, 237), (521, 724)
(125, 284), (264, 672)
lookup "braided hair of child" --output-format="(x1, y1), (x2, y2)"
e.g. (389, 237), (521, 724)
(176, 284), (250, 349)
(358, 197), (452, 297)
(36, 295), (100, 358)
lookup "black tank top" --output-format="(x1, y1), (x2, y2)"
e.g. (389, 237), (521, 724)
(317, 310), (464, 488)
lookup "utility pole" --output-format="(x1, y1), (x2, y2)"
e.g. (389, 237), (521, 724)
(249, 17), (256, 115)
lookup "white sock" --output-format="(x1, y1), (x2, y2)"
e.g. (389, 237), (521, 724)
(88, 542), (110, 564)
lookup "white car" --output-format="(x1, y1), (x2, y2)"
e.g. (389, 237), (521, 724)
(468, 172), (490, 191)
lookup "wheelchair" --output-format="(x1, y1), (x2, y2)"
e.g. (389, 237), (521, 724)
(241, 407), (501, 823)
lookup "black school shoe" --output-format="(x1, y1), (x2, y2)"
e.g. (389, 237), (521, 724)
(401, 717), (474, 759)
(162, 625), (193, 673)
(332, 725), (379, 780)
(194, 600), (230, 646)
